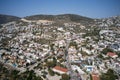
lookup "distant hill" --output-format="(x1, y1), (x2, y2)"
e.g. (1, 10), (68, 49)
(0, 14), (21, 24)
(25, 14), (54, 21)
(25, 14), (95, 25)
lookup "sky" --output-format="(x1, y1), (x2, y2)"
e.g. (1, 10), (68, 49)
(0, 0), (120, 18)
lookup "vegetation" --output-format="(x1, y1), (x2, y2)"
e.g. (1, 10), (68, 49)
(0, 24), (2, 28)
(46, 59), (57, 68)
(69, 41), (78, 49)
(83, 28), (100, 38)
(116, 51), (120, 57)
(0, 14), (20, 24)
(80, 48), (88, 56)
(90, 74), (92, 80)
(50, 43), (55, 51)
(48, 68), (55, 76)
(25, 14), (55, 21)
(101, 48), (113, 55)
(0, 63), (43, 80)
(33, 38), (51, 44)
(60, 74), (70, 80)
(25, 14), (94, 25)
(100, 69), (118, 80)
(97, 54), (103, 59)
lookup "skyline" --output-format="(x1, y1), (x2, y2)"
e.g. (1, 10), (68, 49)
(0, 0), (120, 18)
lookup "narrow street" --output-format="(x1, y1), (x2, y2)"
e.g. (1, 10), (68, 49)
(65, 40), (82, 80)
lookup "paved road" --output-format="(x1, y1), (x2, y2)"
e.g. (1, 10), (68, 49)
(65, 40), (82, 80)
(28, 51), (53, 70)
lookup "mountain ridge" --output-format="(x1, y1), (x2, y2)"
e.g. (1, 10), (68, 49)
(0, 14), (21, 24)
(0, 14), (120, 25)
(24, 14), (94, 22)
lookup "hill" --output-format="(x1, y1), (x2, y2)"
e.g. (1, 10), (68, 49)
(25, 14), (95, 25)
(0, 14), (21, 24)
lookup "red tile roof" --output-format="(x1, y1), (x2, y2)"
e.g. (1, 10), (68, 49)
(107, 52), (117, 57)
(53, 66), (68, 72)
(92, 73), (100, 80)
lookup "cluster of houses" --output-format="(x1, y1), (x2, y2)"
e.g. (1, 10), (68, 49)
(0, 20), (120, 80)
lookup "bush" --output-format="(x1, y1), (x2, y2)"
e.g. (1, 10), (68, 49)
(42, 74), (46, 78)
(46, 61), (56, 68)
(69, 41), (78, 49)
(61, 74), (70, 80)
(100, 69), (118, 80)
(101, 48), (113, 55)
(55, 72), (60, 76)
(48, 68), (55, 76)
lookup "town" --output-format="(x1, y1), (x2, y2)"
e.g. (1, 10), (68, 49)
(0, 15), (120, 80)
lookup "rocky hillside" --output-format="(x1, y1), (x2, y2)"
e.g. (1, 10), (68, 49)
(25, 14), (95, 25)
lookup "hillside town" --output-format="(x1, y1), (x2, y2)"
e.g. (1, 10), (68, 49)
(0, 15), (120, 80)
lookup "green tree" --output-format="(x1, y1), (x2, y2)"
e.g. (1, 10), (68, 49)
(46, 58), (57, 68)
(90, 74), (92, 80)
(50, 44), (54, 51)
(11, 70), (19, 80)
(101, 48), (113, 55)
(69, 41), (78, 49)
(53, 57), (57, 64)
(48, 68), (55, 76)
(97, 54), (103, 59)
(27, 70), (35, 80)
(100, 69), (117, 80)
(61, 74), (70, 80)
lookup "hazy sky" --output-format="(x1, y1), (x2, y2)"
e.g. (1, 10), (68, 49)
(0, 0), (120, 18)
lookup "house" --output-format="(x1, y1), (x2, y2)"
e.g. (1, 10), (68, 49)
(107, 52), (118, 58)
(91, 73), (100, 80)
(85, 65), (94, 72)
(52, 66), (68, 74)
(57, 27), (64, 32)
(58, 40), (66, 48)
(68, 46), (77, 54)
(82, 47), (94, 55)
(69, 54), (79, 62)
(71, 65), (85, 74)
(110, 43), (120, 51)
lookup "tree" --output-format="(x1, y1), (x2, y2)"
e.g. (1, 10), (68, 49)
(116, 52), (120, 57)
(11, 70), (19, 79)
(53, 57), (57, 64)
(1, 53), (5, 57)
(61, 74), (70, 80)
(27, 70), (35, 80)
(97, 54), (103, 59)
(48, 68), (55, 76)
(34, 76), (43, 80)
(46, 58), (57, 68)
(89, 45), (93, 50)
(50, 44), (55, 51)
(69, 41), (78, 49)
(90, 74), (92, 80)
(101, 48), (113, 55)
(100, 69), (117, 80)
